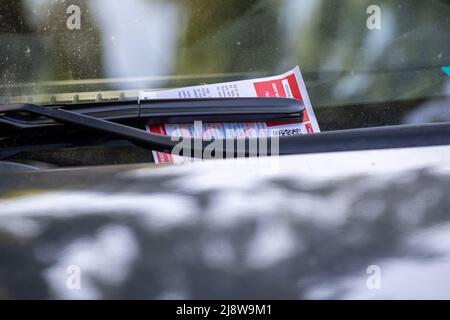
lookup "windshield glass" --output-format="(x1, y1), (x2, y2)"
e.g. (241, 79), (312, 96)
(1, 0), (449, 129)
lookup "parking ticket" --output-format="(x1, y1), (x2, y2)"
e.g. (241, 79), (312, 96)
(139, 66), (320, 164)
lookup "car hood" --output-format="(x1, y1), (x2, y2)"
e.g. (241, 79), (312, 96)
(1, 145), (450, 299)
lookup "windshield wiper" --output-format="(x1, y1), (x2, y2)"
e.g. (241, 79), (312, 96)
(0, 98), (304, 129)
(2, 98), (450, 159)
(0, 98), (304, 156)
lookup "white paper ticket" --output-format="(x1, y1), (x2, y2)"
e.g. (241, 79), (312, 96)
(139, 66), (320, 164)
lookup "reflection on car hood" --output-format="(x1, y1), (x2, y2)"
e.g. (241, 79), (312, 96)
(1, 147), (450, 299)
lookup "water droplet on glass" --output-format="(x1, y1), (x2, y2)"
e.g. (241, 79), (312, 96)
(25, 47), (31, 57)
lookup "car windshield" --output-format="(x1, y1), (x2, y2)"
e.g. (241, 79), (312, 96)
(0, 0), (449, 130)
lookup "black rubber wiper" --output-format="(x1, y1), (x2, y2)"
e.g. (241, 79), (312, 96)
(0, 98), (304, 129)
(2, 98), (450, 159)
(0, 98), (304, 156)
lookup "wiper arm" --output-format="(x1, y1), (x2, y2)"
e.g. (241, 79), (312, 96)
(3, 99), (450, 159)
(0, 98), (304, 156)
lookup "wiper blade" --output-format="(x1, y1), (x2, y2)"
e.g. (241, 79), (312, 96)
(3, 99), (450, 159)
(0, 98), (304, 129)
(0, 98), (304, 156)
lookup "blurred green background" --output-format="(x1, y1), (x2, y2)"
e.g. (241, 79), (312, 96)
(0, 0), (449, 127)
